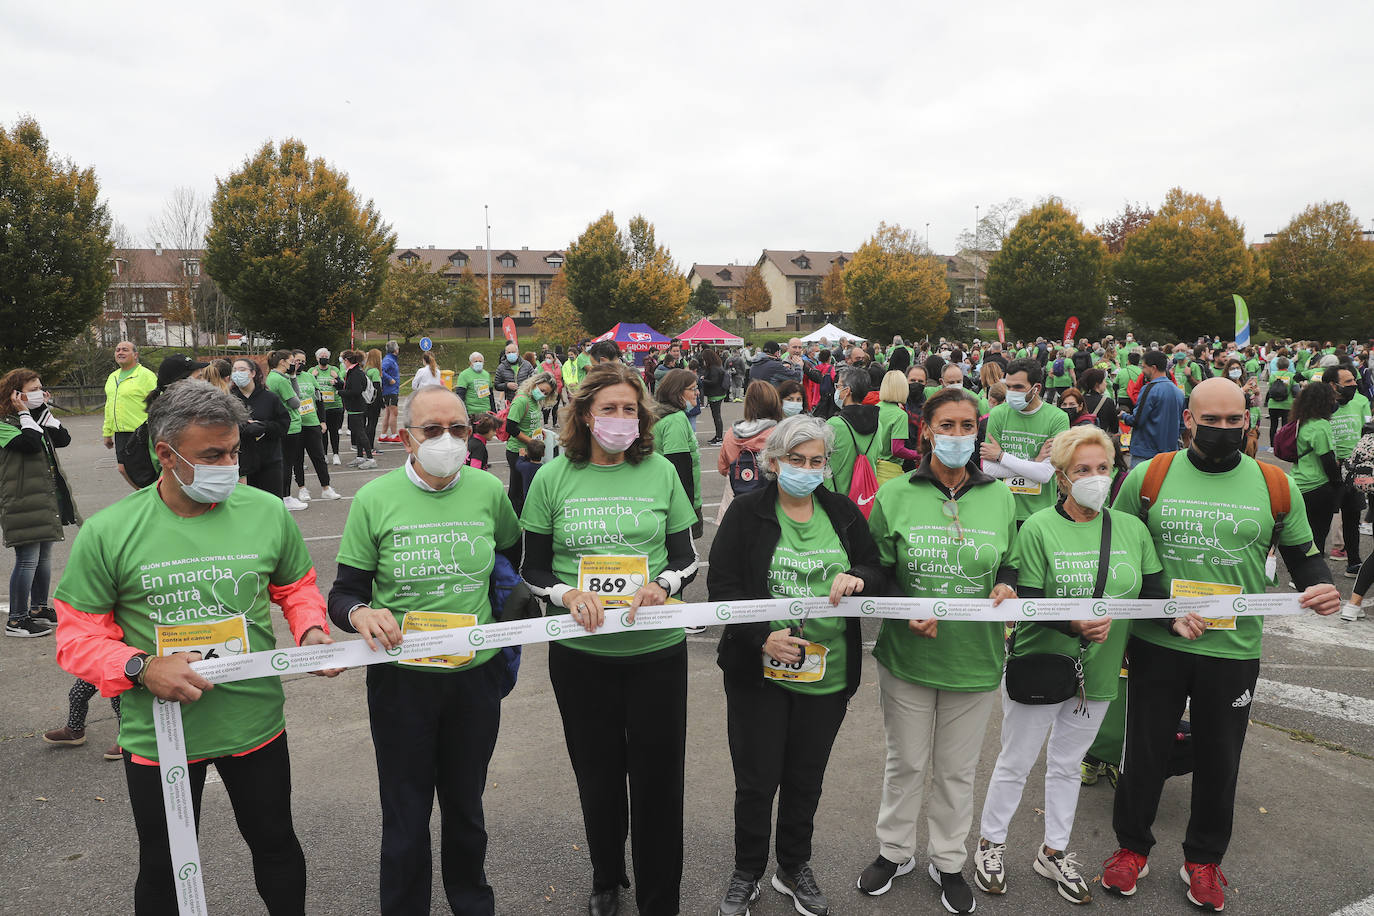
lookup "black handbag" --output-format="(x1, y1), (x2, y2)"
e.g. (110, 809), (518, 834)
(1003, 512), (1111, 705)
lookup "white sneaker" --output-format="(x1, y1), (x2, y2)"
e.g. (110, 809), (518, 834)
(283, 496), (308, 511)
(297, 487), (312, 502)
(974, 837), (1006, 894)
(1341, 602), (1367, 622)
(358, 458), (378, 470)
(1361, 522), (1373, 536)
(331, 454), (341, 466)
(1034, 847), (1092, 904)
(320, 486), (343, 500)
(347, 456), (365, 468)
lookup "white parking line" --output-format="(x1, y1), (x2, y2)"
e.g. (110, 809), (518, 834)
(1254, 677), (1374, 727)
(1331, 894), (1374, 915)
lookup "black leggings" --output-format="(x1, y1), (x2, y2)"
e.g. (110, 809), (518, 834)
(124, 732), (305, 915)
(247, 460), (283, 496)
(1339, 482), (1365, 565)
(708, 398), (724, 441)
(365, 402), (383, 447)
(323, 409), (344, 455)
(65, 678), (121, 731)
(347, 412), (372, 458)
(505, 448), (524, 515)
(294, 425), (331, 487)
(279, 433), (303, 497)
(1302, 483), (1339, 561)
(1268, 409), (1289, 446)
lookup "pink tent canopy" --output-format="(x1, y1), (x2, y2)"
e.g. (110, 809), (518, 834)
(675, 318), (744, 345)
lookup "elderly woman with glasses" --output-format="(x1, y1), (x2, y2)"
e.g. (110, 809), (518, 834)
(708, 414), (885, 916)
(857, 386), (1019, 915)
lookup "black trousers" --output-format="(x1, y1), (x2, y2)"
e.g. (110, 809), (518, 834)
(247, 459), (283, 496)
(323, 408), (344, 455)
(124, 732), (305, 915)
(294, 425), (331, 487)
(725, 677), (847, 877)
(347, 412), (372, 457)
(1302, 483), (1338, 562)
(708, 398), (724, 441)
(1339, 482), (1365, 564)
(279, 432), (303, 496)
(365, 401), (383, 447)
(1114, 638), (1260, 864)
(548, 641), (686, 916)
(367, 660), (503, 916)
(504, 448), (524, 516)
(1268, 409), (1289, 446)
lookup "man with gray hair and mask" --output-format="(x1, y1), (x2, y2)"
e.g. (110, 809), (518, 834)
(54, 379), (340, 913)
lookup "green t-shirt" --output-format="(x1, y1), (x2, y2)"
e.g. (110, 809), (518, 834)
(825, 414), (881, 498)
(505, 394), (543, 454)
(520, 453), (696, 657)
(875, 401), (909, 467)
(456, 367), (495, 417)
(869, 474), (1017, 691)
(336, 465), (520, 672)
(653, 409), (702, 509)
(765, 502), (849, 695)
(924, 384), (943, 402)
(985, 402), (1070, 522)
(295, 370), (321, 428)
(1008, 506), (1161, 701)
(1046, 362), (1073, 389)
(1114, 453), (1315, 659)
(1330, 393), (1371, 461)
(310, 365), (342, 408)
(266, 370), (302, 434)
(52, 485), (314, 761)
(1294, 349), (1312, 371)
(1116, 364), (1143, 399)
(1266, 370), (1296, 410)
(1291, 420), (1335, 493)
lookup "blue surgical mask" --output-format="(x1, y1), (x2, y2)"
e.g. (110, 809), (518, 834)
(932, 433), (976, 468)
(231, 370), (251, 388)
(169, 445), (239, 504)
(783, 400), (804, 416)
(472, 361), (484, 373)
(532, 386), (546, 402)
(833, 389), (846, 408)
(777, 463), (825, 497)
(506, 352), (518, 364)
(1005, 390), (1028, 411)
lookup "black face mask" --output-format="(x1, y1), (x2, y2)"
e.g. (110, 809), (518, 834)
(907, 383), (926, 405)
(1340, 385), (1357, 404)
(318, 357), (329, 367)
(1192, 423), (1245, 464)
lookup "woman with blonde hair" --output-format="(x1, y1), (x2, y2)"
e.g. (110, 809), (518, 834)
(503, 370), (556, 514)
(877, 370), (920, 482)
(973, 424), (1168, 905)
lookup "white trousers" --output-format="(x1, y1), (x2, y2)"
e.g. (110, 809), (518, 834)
(978, 684), (1109, 851)
(875, 664), (998, 872)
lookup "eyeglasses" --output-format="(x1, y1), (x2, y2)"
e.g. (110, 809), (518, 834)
(941, 498), (964, 542)
(406, 423), (469, 440)
(784, 452), (826, 470)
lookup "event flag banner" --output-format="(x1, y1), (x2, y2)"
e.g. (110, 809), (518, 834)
(155, 591), (1306, 914)
(996, 318), (1006, 346)
(502, 317), (518, 343)
(1062, 316), (1079, 347)
(1234, 294), (1251, 347)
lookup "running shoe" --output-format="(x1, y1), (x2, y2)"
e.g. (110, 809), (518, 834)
(320, 486), (343, 500)
(1101, 848), (1149, 896)
(856, 854), (915, 896)
(1341, 602), (1367, 621)
(927, 862), (975, 913)
(358, 458), (378, 469)
(5, 616), (54, 637)
(772, 862), (828, 915)
(1180, 861), (1228, 910)
(283, 496), (308, 511)
(331, 454), (341, 466)
(297, 487), (312, 501)
(1331, 548), (1348, 560)
(973, 837), (1006, 894)
(717, 870), (759, 916)
(104, 745), (122, 761)
(30, 605), (57, 625)
(1034, 848), (1091, 904)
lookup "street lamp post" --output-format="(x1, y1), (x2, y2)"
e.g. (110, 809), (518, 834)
(972, 205), (980, 333)
(485, 205), (494, 340)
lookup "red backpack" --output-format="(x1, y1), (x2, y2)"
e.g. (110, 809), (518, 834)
(1272, 420), (1299, 463)
(840, 419), (880, 518)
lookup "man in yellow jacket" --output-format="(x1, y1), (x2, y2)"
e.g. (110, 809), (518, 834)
(102, 341), (157, 484)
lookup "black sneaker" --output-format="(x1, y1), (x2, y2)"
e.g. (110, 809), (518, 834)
(857, 854), (915, 896)
(928, 862), (976, 914)
(1346, 563), (1362, 579)
(772, 862), (828, 915)
(5, 616), (54, 638)
(30, 605), (57, 625)
(717, 870), (759, 916)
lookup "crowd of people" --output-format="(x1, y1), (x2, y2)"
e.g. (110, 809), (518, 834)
(5, 326), (1370, 915)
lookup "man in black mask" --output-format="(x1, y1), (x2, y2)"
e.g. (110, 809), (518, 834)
(1323, 365), (1370, 576)
(1102, 376), (1340, 909)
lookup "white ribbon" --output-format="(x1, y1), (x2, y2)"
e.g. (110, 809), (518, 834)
(155, 590), (1303, 913)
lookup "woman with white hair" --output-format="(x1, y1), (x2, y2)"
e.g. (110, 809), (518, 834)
(708, 414), (884, 916)
(973, 424), (1166, 905)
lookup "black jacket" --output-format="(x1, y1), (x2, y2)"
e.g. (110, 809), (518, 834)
(232, 384), (289, 476)
(708, 482), (887, 699)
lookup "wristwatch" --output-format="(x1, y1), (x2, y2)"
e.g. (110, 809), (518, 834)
(124, 652), (151, 687)
(653, 576), (672, 595)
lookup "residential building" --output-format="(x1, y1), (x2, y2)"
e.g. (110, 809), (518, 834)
(686, 263), (749, 310)
(945, 251), (993, 331)
(392, 245), (565, 319)
(741, 250), (854, 330)
(103, 245), (207, 346)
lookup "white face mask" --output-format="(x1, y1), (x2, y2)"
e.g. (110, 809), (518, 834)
(1069, 473), (1112, 513)
(169, 445), (239, 504)
(25, 391), (45, 409)
(413, 432), (468, 479)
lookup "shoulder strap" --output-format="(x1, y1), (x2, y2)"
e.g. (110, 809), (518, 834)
(1138, 450), (1177, 520)
(1093, 511), (1113, 598)
(1257, 460), (1291, 549)
(840, 416), (877, 458)
(1088, 392), (1106, 417)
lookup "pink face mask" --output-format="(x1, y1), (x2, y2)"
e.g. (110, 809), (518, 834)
(591, 415), (640, 453)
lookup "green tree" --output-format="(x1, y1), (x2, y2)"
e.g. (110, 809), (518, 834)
(688, 279), (722, 317)
(1112, 188), (1265, 340)
(563, 212), (625, 332)
(733, 266), (772, 327)
(815, 258), (850, 317)
(205, 138), (395, 349)
(531, 272), (588, 345)
(0, 117), (112, 373)
(449, 267), (487, 329)
(1261, 201), (1374, 341)
(370, 258), (451, 343)
(985, 198), (1107, 339)
(616, 215), (689, 331)
(844, 222), (948, 341)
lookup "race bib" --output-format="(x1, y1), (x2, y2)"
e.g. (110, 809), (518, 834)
(1007, 476), (1042, 496)
(1171, 579), (1242, 630)
(317, 385), (336, 404)
(155, 614), (249, 660)
(578, 555), (650, 608)
(400, 611), (477, 668)
(762, 643), (828, 683)
(298, 397), (316, 417)
(475, 381), (490, 398)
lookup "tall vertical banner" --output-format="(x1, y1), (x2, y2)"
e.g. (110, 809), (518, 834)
(502, 317), (517, 344)
(350, 312), (355, 350)
(996, 318), (1006, 346)
(1063, 316), (1079, 347)
(1233, 294), (1250, 347)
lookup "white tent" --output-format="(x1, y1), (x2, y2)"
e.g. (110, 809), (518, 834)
(801, 322), (866, 343)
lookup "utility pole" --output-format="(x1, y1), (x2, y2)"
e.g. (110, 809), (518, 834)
(972, 204), (980, 334)
(485, 205), (495, 340)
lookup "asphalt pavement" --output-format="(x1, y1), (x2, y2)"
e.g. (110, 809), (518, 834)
(2, 406), (1372, 916)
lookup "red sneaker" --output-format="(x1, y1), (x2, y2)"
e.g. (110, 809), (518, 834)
(1180, 861), (1228, 910)
(1101, 848), (1149, 896)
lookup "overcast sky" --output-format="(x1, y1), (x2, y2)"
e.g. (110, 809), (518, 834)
(5, 1), (1370, 268)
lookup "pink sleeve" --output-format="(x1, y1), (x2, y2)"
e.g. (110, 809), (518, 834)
(890, 438), (922, 461)
(54, 599), (141, 698)
(717, 436), (736, 475)
(270, 567), (329, 645)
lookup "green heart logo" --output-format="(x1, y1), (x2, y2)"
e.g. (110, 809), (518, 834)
(210, 570), (263, 616)
(715, 604), (732, 621)
(270, 653), (289, 671)
(545, 618), (562, 637)
(449, 534), (495, 581)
